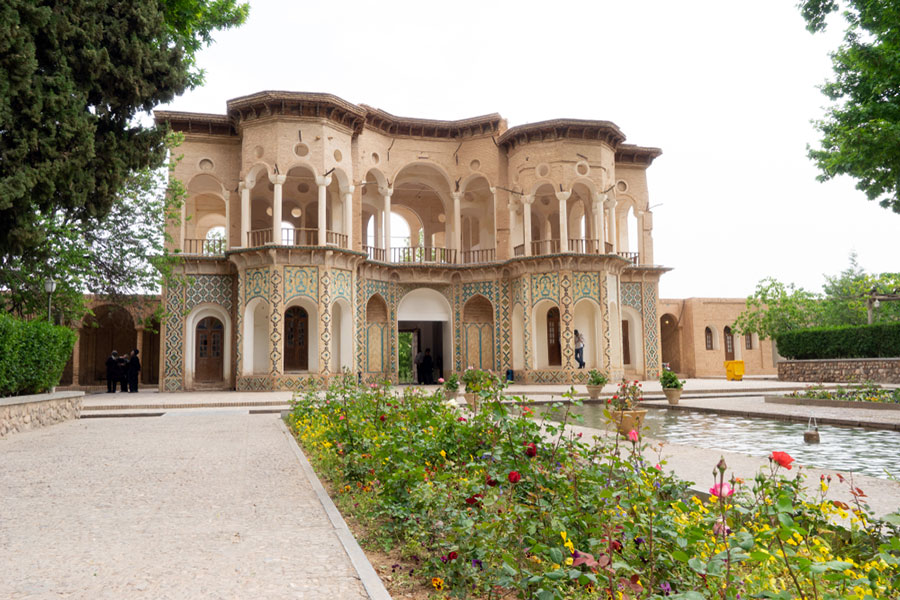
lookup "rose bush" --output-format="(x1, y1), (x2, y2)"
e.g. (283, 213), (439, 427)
(288, 372), (900, 599)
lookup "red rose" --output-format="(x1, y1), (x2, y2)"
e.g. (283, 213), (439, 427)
(465, 496), (477, 505)
(525, 442), (537, 458)
(379, 414), (386, 422)
(508, 471), (521, 483)
(448, 551), (458, 560)
(770, 451), (794, 470)
(486, 476), (498, 487)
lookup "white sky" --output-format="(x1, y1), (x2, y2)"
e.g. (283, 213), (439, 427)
(158, 0), (900, 299)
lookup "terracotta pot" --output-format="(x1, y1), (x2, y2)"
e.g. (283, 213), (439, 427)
(586, 384), (605, 401)
(663, 388), (682, 405)
(608, 409), (647, 436)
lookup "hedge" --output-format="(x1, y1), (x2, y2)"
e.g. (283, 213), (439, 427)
(776, 321), (900, 359)
(0, 314), (77, 397)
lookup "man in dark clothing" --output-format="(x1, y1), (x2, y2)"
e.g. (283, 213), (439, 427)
(422, 348), (434, 385)
(127, 349), (141, 393)
(105, 351), (119, 393)
(115, 353), (128, 392)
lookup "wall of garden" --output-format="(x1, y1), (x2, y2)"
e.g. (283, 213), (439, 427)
(778, 358), (900, 383)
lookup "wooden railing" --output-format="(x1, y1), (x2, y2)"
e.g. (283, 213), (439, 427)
(326, 230), (348, 248)
(617, 251), (639, 264)
(460, 248), (495, 264)
(364, 245), (386, 262)
(531, 239), (560, 255)
(568, 238), (601, 254)
(513, 244), (525, 257)
(249, 228), (272, 247)
(280, 227), (317, 246)
(183, 238), (225, 255)
(390, 246), (456, 264)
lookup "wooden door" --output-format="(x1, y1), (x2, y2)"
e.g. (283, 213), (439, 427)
(622, 320), (631, 365)
(724, 326), (735, 361)
(195, 317), (224, 382)
(547, 307), (561, 366)
(285, 307), (309, 371)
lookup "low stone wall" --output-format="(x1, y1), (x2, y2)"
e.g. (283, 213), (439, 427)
(0, 391), (84, 438)
(778, 358), (900, 384)
(764, 395), (900, 411)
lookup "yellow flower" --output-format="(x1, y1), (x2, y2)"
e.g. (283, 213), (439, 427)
(431, 577), (444, 591)
(440, 450), (446, 459)
(560, 531), (567, 542)
(564, 557), (573, 566)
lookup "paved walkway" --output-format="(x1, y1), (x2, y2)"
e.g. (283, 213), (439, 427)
(0, 412), (374, 599)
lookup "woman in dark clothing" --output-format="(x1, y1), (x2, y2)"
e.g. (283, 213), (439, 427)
(105, 351), (119, 393)
(116, 353), (129, 392)
(127, 349), (141, 393)
(422, 348), (434, 385)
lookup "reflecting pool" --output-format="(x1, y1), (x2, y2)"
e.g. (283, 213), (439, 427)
(546, 404), (900, 480)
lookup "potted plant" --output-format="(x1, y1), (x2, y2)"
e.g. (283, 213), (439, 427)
(440, 373), (460, 404)
(659, 367), (684, 405)
(585, 369), (609, 401)
(607, 379), (647, 436)
(461, 368), (497, 411)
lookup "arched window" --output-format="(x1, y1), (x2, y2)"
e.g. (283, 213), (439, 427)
(745, 333), (753, 350)
(723, 326), (735, 361)
(705, 327), (713, 351)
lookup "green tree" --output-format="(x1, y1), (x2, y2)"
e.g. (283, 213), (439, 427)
(732, 277), (822, 339)
(0, 133), (188, 323)
(0, 0), (248, 256)
(820, 253), (900, 325)
(800, 0), (900, 212)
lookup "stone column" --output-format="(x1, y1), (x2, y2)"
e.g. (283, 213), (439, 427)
(71, 332), (81, 387)
(523, 194), (534, 256)
(379, 187), (393, 257)
(451, 191), (462, 261)
(508, 197), (518, 257)
(271, 174), (286, 244)
(374, 208), (382, 249)
(240, 181), (250, 247)
(224, 190), (232, 249)
(636, 210), (645, 264)
(605, 196), (617, 253)
(642, 210), (654, 265)
(556, 190), (571, 252)
(593, 194), (606, 253)
(342, 186), (354, 250)
(316, 174), (332, 246)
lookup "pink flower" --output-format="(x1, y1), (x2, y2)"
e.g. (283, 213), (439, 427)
(627, 430), (639, 443)
(369, 383), (377, 389)
(709, 482), (734, 497)
(438, 377), (445, 383)
(338, 415), (345, 421)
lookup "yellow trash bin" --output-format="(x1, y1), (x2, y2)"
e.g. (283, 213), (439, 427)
(724, 360), (745, 381)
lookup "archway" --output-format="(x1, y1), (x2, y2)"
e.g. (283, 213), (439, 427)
(186, 304), (232, 387)
(331, 299), (353, 372)
(724, 326), (735, 361)
(660, 313), (681, 372)
(532, 300), (561, 368)
(621, 306), (644, 375)
(574, 298), (602, 369)
(284, 307), (309, 371)
(462, 295), (494, 370)
(365, 294), (390, 373)
(512, 303), (525, 371)
(242, 297), (269, 375)
(79, 305), (136, 385)
(398, 288), (452, 380)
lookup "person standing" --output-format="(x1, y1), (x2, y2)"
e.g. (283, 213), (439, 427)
(414, 349), (424, 384)
(422, 348), (434, 385)
(127, 349), (141, 393)
(574, 329), (585, 369)
(105, 351), (119, 393)
(116, 352), (129, 392)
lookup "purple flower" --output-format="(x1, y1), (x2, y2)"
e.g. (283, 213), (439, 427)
(635, 537), (645, 546)
(471, 558), (483, 570)
(660, 582), (672, 596)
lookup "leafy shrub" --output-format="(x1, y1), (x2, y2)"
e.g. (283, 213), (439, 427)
(289, 376), (900, 598)
(586, 369), (608, 386)
(659, 367), (684, 389)
(776, 321), (900, 359)
(0, 314), (77, 397)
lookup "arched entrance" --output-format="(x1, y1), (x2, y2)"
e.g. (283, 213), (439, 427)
(724, 326), (735, 361)
(462, 295), (494, 370)
(546, 307), (561, 366)
(195, 317), (224, 382)
(285, 306), (309, 371)
(397, 288), (452, 380)
(79, 305), (136, 385)
(660, 313), (681, 372)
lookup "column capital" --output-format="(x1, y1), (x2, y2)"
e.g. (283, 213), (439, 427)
(342, 185), (355, 196)
(378, 186), (393, 198)
(522, 194), (535, 206)
(450, 191), (463, 201)
(269, 174), (287, 185)
(238, 180), (249, 192)
(555, 190), (572, 202)
(592, 192), (607, 206)
(604, 196), (617, 209)
(315, 174), (332, 187)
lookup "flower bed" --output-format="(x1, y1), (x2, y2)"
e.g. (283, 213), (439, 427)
(287, 373), (900, 599)
(787, 382), (900, 404)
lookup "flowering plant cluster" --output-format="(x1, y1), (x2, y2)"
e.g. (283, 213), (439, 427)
(288, 373), (900, 599)
(658, 367), (684, 390)
(440, 372), (460, 393)
(609, 379), (642, 411)
(790, 381), (900, 404)
(586, 369), (609, 387)
(461, 367), (496, 394)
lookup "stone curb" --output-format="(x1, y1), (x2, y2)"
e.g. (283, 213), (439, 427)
(764, 395), (900, 411)
(278, 419), (392, 600)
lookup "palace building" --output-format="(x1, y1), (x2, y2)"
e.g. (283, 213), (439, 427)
(151, 91), (669, 391)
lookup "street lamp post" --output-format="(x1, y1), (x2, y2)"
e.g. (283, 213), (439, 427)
(866, 287), (900, 325)
(44, 278), (57, 322)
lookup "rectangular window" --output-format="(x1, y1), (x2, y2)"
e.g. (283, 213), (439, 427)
(745, 334), (753, 350)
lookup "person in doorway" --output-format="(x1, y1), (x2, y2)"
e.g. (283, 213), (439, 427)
(127, 349), (141, 393)
(574, 329), (585, 369)
(422, 348), (434, 385)
(105, 351), (119, 393)
(414, 350), (424, 384)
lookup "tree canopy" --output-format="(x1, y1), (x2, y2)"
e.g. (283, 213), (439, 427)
(800, 0), (900, 212)
(0, 0), (247, 256)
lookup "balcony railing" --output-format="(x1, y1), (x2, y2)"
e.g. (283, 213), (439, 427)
(248, 228), (272, 247)
(326, 230), (348, 249)
(364, 245), (386, 261)
(460, 248), (495, 264)
(182, 238), (225, 256)
(531, 239), (560, 255)
(280, 227), (317, 246)
(568, 238), (602, 254)
(391, 246), (456, 264)
(513, 244), (525, 257)
(617, 251), (639, 264)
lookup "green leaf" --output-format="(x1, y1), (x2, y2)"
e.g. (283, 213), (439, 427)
(688, 557), (706, 574)
(548, 547), (563, 564)
(672, 549), (689, 563)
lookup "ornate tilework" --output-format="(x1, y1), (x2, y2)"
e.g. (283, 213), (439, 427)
(601, 275), (611, 371)
(643, 282), (660, 378)
(331, 269), (352, 302)
(522, 277), (533, 370)
(163, 286), (184, 392)
(270, 267), (282, 377)
(560, 272), (575, 369)
(320, 271), (332, 374)
(573, 272), (600, 304)
(185, 275), (234, 312)
(237, 376), (272, 391)
(530, 273), (559, 305)
(621, 282), (642, 312)
(498, 279), (511, 371)
(284, 266), (318, 303)
(245, 268), (269, 304)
